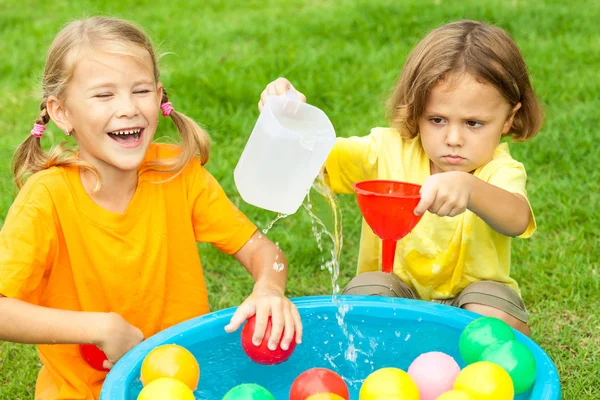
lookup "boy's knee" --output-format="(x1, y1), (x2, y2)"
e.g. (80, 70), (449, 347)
(342, 271), (416, 298)
(455, 281), (530, 336)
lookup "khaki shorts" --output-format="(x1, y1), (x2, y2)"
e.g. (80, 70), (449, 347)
(342, 271), (528, 323)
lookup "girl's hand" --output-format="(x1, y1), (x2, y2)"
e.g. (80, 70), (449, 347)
(96, 312), (144, 369)
(258, 77), (306, 112)
(225, 282), (303, 351)
(414, 171), (475, 217)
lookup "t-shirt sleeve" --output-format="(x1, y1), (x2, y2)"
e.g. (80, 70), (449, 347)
(487, 160), (537, 238)
(186, 159), (257, 254)
(324, 134), (379, 194)
(0, 183), (56, 302)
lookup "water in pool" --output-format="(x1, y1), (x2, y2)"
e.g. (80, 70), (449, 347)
(127, 305), (469, 399)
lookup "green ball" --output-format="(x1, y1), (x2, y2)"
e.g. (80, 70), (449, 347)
(481, 340), (537, 394)
(459, 317), (516, 365)
(222, 384), (275, 400)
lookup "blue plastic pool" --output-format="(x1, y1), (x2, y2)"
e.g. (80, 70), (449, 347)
(101, 296), (561, 399)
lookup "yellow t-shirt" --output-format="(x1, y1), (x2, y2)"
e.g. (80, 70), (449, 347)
(325, 128), (536, 300)
(0, 144), (257, 400)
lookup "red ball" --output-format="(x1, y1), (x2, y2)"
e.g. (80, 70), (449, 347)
(79, 344), (109, 371)
(290, 368), (349, 400)
(241, 315), (296, 365)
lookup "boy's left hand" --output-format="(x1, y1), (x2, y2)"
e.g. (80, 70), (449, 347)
(224, 282), (302, 351)
(414, 171), (475, 217)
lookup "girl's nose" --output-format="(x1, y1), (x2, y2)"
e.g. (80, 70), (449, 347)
(117, 95), (139, 118)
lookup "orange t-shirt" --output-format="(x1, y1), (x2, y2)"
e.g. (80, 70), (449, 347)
(0, 144), (257, 399)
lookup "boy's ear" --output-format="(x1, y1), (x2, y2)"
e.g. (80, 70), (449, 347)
(503, 102), (522, 134)
(46, 95), (72, 133)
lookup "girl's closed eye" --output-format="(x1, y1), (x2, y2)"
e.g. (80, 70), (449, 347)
(94, 93), (113, 99)
(134, 89), (152, 95)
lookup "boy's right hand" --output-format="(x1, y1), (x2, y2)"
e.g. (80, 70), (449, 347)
(96, 312), (144, 369)
(258, 77), (306, 112)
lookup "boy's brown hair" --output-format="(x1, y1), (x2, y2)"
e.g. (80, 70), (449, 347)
(387, 20), (543, 141)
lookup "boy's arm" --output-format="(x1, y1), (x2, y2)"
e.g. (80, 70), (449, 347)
(468, 177), (531, 237)
(415, 171), (532, 237)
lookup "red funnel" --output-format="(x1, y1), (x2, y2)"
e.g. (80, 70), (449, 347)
(353, 180), (423, 274)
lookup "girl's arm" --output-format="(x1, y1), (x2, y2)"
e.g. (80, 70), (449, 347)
(224, 230), (303, 350)
(0, 294), (144, 368)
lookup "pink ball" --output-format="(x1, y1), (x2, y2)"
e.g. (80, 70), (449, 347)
(407, 352), (461, 400)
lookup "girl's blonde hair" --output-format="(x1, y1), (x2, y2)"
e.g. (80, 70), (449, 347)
(387, 20), (543, 141)
(12, 16), (210, 189)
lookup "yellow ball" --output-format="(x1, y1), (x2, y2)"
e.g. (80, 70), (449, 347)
(436, 390), (475, 400)
(137, 377), (195, 400)
(306, 394), (346, 400)
(359, 367), (419, 400)
(454, 361), (514, 400)
(140, 344), (200, 390)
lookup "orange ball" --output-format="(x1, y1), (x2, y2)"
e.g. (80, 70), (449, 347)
(140, 344), (200, 390)
(137, 377), (195, 400)
(306, 394), (346, 400)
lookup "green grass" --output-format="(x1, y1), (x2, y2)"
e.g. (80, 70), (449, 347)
(1, 0), (599, 398)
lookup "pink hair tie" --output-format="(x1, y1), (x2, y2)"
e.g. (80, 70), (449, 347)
(31, 124), (46, 138)
(160, 102), (174, 117)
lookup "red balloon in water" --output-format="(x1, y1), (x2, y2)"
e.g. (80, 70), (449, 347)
(79, 344), (109, 371)
(241, 315), (296, 365)
(290, 368), (349, 400)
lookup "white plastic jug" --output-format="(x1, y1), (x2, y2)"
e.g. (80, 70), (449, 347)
(234, 91), (336, 215)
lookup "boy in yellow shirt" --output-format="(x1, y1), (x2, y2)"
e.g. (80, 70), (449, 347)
(259, 21), (542, 336)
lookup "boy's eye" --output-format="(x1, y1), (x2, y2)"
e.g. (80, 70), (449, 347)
(466, 120), (483, 128)
(430, 117), (445, 124)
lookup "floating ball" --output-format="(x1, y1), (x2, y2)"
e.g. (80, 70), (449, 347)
(306, 394), (346, 400)
(480, 340), (536, 394)
(137, 377), (195, 400)
(140, 344), (200, 390)
(454, 361), (514, 400)
(79, 344), (109, 371)
(222, 383), (275, 400)
(407, 351), (461, 400)
(435, 390), (475, 400)
(241, 315), (296, 365)
(459, 317), (515, 365)
(290, 368), (349, 400)
(359, 367), (419, 400)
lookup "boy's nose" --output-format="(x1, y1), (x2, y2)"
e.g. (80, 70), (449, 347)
(445, 125), (464, 147)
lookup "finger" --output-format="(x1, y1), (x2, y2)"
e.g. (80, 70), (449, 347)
(260, 89), (270, 110)
(434, 200), (455, 217)
(279, 306), (295, 350)
(414, 185), (436, 216)
(252, 305), (271, 346)
(291, 305), (303, 344)
(274, 77), (293, 94)
(258, 99), (263, 112)
(224, 303), (255, 333)
(266, 82), (278, 96)
(295, 90), (307, 103)
(103, 360), (115, 370)
(267, 300), (284, 351)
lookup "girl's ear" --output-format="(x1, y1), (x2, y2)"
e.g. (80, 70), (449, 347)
(156, 82), (164, 107)
(503, 102), (522, 134)
(46, 95), (72, 132)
